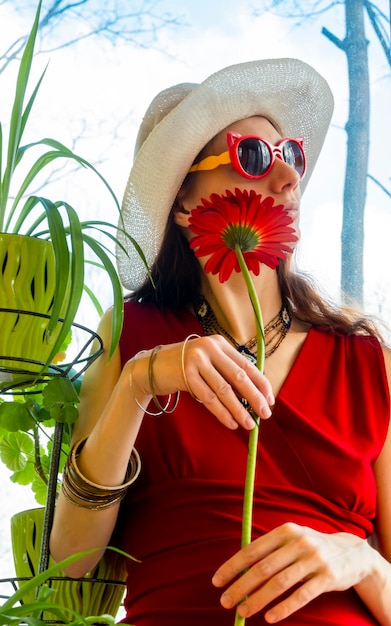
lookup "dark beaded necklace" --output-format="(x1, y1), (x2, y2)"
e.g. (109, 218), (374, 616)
(195, 295), (291, 364)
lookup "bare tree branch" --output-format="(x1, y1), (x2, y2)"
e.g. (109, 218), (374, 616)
(0, 0), (183, 73)
(368, 173), (391, 198)
(254, 1), (343, 27)
(364, 0), (391, 64)
(322, 25), (346, 48)
(0, 37), (27, 72)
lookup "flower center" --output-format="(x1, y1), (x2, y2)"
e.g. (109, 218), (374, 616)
(222, 224), (260, 252)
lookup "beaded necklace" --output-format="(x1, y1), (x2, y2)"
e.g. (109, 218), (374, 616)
(195, 295), (291, 364)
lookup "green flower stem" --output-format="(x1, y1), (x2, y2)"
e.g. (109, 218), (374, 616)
(234, 245), (265, 626)
(235, 246), (265, 373)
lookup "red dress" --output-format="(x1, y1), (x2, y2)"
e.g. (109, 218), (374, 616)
(115, 300), (390, 625)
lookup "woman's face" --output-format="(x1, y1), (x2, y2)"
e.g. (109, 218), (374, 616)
(175, 116), (302, 233)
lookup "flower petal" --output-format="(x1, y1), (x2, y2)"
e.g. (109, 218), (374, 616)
(189, 189), (298, 282)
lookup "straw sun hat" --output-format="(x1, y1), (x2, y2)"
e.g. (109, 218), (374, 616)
(117, 58), (334, 291)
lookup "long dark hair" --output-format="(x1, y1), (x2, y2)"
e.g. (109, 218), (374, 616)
(277, 260), (383, 338)
(129, 206), (201, 311)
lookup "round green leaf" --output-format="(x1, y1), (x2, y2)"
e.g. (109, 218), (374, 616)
(42, 377), (79, 410)
(0, 402), (35, 432)
(0, 431), (34, 472)
(49, 402), (78, 424)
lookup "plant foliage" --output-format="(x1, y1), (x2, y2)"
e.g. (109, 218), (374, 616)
(0, 377), (80, 503)
(0, 0), (145, 361)
(0, 547), (136, 625)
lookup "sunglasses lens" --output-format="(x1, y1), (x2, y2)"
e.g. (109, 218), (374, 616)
(282, 141), (305, 177)
(237, 138), (271, 177)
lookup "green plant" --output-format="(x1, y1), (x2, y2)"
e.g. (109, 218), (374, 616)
(0, 547), (133, 625)
(0, 5), (147, 619)
(0, 0), (144, 365)
(0, 0), (105, 495)
(0, 0), (147, 487)
(0, 0), (149, 502)
(0, 376), (80, 504)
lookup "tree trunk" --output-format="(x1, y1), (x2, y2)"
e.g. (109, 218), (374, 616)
(341, 0), (370, 305)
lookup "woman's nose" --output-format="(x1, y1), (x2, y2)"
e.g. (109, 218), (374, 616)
(267, 157), (301, 192)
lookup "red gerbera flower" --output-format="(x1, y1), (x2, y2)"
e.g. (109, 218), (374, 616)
(189, 189), (298, 617)
(189, 188), (298, 283)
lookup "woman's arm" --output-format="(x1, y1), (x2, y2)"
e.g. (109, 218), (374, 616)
(50, 309), (275, 576)
(49, 309), (147, 575)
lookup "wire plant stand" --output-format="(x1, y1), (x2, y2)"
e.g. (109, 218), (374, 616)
(0, 307), (104, 389)
(0, 309), (126, 623)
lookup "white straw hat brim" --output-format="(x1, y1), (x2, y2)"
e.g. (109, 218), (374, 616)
(117, 58), (334, 291)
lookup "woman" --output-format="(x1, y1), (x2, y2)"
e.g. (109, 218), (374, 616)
(50, 59), (391, 625)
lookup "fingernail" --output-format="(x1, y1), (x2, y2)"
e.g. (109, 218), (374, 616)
(221, 592), (234, 608)
(238, 602), (250, 617)
(245, 415), (256, 429)
(265, 611), (277, 623)
(261, 405), (272, 419)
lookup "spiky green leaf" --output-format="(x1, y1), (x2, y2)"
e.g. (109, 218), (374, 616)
(0, 0), (42, 224)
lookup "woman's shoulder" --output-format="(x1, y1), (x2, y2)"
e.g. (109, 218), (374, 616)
(311, 325), (388, 382)
(312, 324), (382, 347)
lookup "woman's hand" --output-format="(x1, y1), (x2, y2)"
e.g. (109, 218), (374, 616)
(212, 523), (372, 623)
(128, 334), (274, 431)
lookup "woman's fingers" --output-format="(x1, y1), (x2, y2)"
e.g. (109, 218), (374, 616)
(181, 335), (274, 428)
(212, 523), (369, 622)
(185, 365), (258, 430)
(213, 524), (292, 589)
(215, 535), (318, 620)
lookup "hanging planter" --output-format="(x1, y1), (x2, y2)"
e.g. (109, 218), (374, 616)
(0, 234), (71, 387)
(11, 507), (126, 623)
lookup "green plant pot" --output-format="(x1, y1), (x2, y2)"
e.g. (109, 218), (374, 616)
(11, 507), (126, 622)
(0, 234), (68, 387)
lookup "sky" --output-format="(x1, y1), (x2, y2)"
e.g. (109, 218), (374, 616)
(0, 0), (390, 578)
(2, 0), (389, 311)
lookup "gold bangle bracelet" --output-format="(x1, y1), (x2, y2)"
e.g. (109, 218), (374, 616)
(61, 438), (141, 509)
(128, 348), (179, 416)
(181, 334), (202, 402)
(128, 350), (166, 416)
(148, 345), (180, 414)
